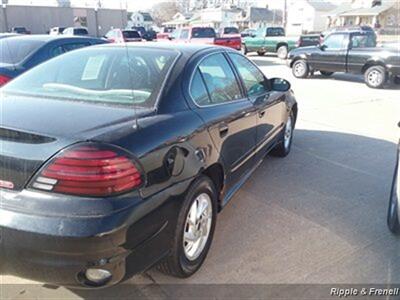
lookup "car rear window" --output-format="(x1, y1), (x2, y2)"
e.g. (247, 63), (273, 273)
(0, 38), (45, 64)
(123, 31), (141, 39)
(192, 28), (216, 38)
(2, 47), (179, 108)
(74, 28), (88, 35)
(224, 27), (239, 34)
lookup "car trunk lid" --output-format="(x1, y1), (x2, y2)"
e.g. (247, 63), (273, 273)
(0, 92), (149, 191)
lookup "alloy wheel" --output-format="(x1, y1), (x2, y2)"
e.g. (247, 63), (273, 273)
(183, 193), (213, 261)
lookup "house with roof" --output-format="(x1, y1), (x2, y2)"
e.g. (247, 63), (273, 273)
(236, 7), (283, 30)
(286, 0), (337, 35)
(128, 11), (154, 30)
(162, 12), (195, 29)
(327, 0), (399, 34)
(191, 6), (242, 29)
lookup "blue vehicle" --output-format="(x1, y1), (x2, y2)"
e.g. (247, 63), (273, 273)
(0, 35), (107, 86)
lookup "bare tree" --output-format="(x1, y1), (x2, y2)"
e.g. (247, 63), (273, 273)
(151, 1), (180, 25)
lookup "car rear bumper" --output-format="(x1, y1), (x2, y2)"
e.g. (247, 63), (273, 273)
(0, 179), (191, 288)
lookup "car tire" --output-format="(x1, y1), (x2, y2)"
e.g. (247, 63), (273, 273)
(277, 45), (288, 59)
(292, 60), (309, 78)
(320, 71), (334, 76)
(257, 50), (265, 56)
(388, 164), (400, 235)
(157, 175), (218, 277)
(364, 65), (387, 89)
(270, 111), (295, 157)
(241, 44), (248, 55)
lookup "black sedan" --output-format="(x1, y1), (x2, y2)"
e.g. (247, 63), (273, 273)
(0, 43), (297, 288)
(0, 35), (107, 86)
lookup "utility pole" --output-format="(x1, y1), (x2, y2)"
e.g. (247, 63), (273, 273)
(283, 0), (287, 29)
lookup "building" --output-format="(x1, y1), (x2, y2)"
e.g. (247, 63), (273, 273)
(162, 12), (194, 29)
(192, 6), (242, 28)
(328, 0), (399, 34)
(286, 0), (337, 35)
(0, 4), (127, 35)
(236, 7), (283, 30)
(128, 11), (154, 30)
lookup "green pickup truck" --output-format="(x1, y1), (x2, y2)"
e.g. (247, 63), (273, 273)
(242, 27), (298, 59)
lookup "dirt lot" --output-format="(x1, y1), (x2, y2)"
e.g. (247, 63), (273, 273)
(1, 55), (400, 299)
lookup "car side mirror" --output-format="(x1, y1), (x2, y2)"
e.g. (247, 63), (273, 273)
(320, 44), (327, 51)
(270, 78), (291, 92)
(250, 33), (256, 38)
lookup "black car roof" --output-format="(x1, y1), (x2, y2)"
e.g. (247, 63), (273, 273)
(95, 42), (217, 55)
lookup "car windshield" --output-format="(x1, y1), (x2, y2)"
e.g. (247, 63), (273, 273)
(192, 28), (216, 38)
(224, 27), (239, 34)
(123, 31), (141, 39)
(0, 38), (45, 64)
(2, 47), (179, 108)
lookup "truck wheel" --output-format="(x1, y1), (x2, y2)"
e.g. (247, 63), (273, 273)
(364, 65), (387, 88)
(257, 50), (265, 56)
(292, 60), (309, 78)
(157, 176), (217, 277)
(320, 71), (334, 76)
(277, 45), (288, 59)
(241, 44), (248, 55)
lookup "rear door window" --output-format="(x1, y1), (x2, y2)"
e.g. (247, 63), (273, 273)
(192, 28), (216, 38)
(190, 69), (211, 106)
(0, 39), (45, 64)
(196, 53), (242, 105)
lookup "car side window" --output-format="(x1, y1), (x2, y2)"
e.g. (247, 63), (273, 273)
(351, 34), (376, 48)
(324, 34), (347, 50)
(197, 53), (242, 105)
(228, 53), (269, 97)
(190, 69), (211, 106)
(51, 45), (65, 57)
(63, 42), (90, 52)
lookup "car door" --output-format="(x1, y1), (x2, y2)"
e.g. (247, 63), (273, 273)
(309, 33), (348, 72)
(227, 52), (286, 160)
(189, 52), (258, 190)
(245, 28), (265, 52)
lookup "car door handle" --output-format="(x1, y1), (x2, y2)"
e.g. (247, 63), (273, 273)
(219, 124), (229, 137)
(258, 111), (266, 118)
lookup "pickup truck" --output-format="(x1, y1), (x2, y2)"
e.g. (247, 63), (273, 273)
(242, 26), (297, 59)
(171, 27), (241, 51)
(287, 30), (400, 88)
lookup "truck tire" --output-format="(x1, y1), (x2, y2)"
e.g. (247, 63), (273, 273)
(364, 65), (387, 89)
(292, 60), (309, 78)
(277, 45), (288, 59)
(257, 50), (265, 56)
(320, 71), (334, 76)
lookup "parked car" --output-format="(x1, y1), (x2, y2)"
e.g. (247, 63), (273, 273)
(295, 34), (321, 48)
(287, 29), (400, 88)
(131, 26), (155, 41)
(0, 43), (297, 288)
(0, 35), (107, 86)
(49, 27), (66, 35)
(388, 124), (400, 234)
(105, 29), (142, 43)
(242, 26), (298, 59)
(240, 28), (256, 38)
(172, 27), (242, 51)
(63, 27), (89, 36)
(10, 26), (30, 34)
(156, 26), (176, 40)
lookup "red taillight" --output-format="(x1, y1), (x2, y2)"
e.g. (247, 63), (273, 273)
(0, 74), (11, 86)
(30, 144), (143, 197)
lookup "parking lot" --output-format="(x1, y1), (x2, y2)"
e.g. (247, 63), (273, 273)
(1, 54), (400, 299)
